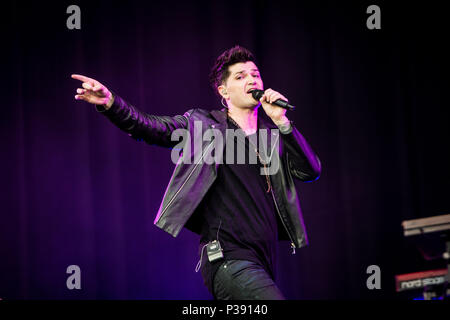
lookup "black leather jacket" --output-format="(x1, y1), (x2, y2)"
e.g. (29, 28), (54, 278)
(96, 94), (321, 253)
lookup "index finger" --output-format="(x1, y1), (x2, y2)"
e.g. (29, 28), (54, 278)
(71, 74), (96, 83)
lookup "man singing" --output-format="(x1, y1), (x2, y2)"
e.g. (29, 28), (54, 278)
(71, 45), (321, 300)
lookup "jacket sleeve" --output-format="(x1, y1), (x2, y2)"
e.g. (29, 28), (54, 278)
(280, 121), (322, 182)
(95, 93), (193, 148)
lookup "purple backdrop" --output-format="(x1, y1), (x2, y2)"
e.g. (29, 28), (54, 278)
(1, 1), (449, 299)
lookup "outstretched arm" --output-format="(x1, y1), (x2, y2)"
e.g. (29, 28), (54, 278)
(71, 74), (191, 148)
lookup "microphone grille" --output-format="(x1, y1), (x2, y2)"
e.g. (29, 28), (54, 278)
(251, 89), (264, 101)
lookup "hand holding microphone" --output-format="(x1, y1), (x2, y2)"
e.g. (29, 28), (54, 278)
(252, 88), (293, 126)
(252, 89), (295, 110)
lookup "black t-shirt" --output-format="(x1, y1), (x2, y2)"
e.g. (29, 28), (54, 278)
(197, 115), (279, 295)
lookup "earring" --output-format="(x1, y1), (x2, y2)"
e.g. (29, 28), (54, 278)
(221, 97), (228, 108)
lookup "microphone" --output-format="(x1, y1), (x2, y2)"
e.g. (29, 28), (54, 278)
(251, 89), (295, 110)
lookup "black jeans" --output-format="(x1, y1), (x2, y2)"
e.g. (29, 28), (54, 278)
(213, 260), (285, 300)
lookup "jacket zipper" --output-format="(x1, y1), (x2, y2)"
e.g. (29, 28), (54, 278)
(269, 133), (296, 254)
(159, 141), (215, 217)
(270, 186), (296, 254)
(253, 128), (297, 254)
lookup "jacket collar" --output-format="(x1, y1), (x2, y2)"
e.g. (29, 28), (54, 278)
(210, 107), (277, 130)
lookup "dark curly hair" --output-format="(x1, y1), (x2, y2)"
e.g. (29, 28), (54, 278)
(209, 45), (256, 97)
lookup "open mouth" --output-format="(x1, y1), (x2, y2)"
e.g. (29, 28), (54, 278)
(246, 88), (257, 94)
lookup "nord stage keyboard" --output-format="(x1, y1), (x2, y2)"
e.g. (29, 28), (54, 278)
(395, 268), (447, 292)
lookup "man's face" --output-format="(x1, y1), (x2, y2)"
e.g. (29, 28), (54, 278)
(219, 61), (264, 109)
